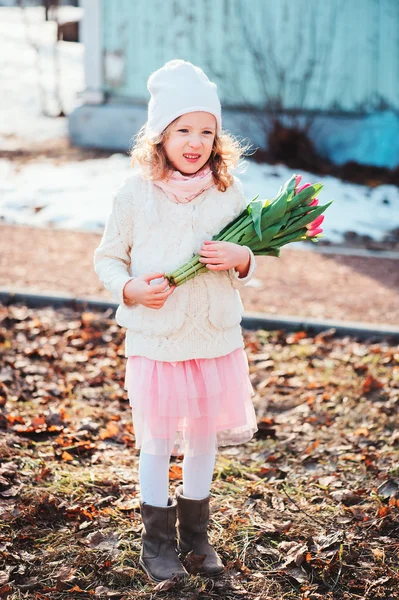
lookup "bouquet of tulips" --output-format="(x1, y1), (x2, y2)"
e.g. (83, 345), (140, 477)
(165, 173), (333, 287)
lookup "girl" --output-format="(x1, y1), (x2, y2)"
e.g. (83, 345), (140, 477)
(93, 59), (259, 583)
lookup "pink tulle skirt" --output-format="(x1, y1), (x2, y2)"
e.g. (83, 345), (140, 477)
(124, 348), (258, 457)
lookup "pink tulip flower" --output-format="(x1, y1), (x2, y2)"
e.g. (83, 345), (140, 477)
(307, 227), (323, 237)
(296, 183), (311, 194)
(294, 179), (325, 238)
(306, 215), (324, 230)
(306, 198), (319, 215)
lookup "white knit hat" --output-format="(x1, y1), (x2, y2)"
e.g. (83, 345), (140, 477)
(145, 59), (222, 140)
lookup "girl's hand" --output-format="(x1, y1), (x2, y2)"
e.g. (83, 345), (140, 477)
(199, 241), (250, 274)
(123, 273), (176, 309)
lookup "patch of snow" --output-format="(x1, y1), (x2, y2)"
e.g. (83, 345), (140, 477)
(0, 6), (397, 245)
(0, 6), (84, 146)
(235, 161), (398, 244)
(1, 155), (398, 246)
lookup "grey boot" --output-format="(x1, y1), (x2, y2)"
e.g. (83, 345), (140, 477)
(139, 496), (188, 582)
(175, 485), (224, 576)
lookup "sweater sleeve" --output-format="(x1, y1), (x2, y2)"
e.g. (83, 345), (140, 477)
(227, 177), (258, 289)
(93, 180), (135, 306)
(228, 245), (257, 288)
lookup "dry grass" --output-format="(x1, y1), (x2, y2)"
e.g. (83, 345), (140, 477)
(0, 301), (398, 599)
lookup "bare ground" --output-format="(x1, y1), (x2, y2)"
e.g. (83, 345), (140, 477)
(0, 223), (398, 326)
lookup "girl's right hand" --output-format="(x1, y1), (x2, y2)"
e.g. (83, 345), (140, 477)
(123, 273), (176, 309)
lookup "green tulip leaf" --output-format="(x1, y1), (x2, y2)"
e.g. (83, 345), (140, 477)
(248, 199), (264, 241)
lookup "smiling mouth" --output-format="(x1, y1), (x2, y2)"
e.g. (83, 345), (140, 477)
(183, 154), (201, 159)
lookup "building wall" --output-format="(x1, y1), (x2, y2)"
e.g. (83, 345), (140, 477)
(101, 0), (399, 115)
(69, 0), (399, 168)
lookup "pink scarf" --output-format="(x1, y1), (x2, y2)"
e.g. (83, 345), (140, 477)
(153, 164), (215, 204)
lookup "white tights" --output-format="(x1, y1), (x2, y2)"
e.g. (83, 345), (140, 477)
(139, 434), (217, 507)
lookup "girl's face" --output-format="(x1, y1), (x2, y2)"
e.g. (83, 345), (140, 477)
(163, 111), (216, 175)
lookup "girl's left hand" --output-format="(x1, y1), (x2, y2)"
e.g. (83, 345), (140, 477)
(199, 240), (250, 271)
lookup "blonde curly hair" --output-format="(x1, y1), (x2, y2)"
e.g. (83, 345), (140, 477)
(129, 118), (254, 192)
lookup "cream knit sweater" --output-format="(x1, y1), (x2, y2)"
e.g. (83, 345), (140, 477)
(93, 167), (257, 362)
